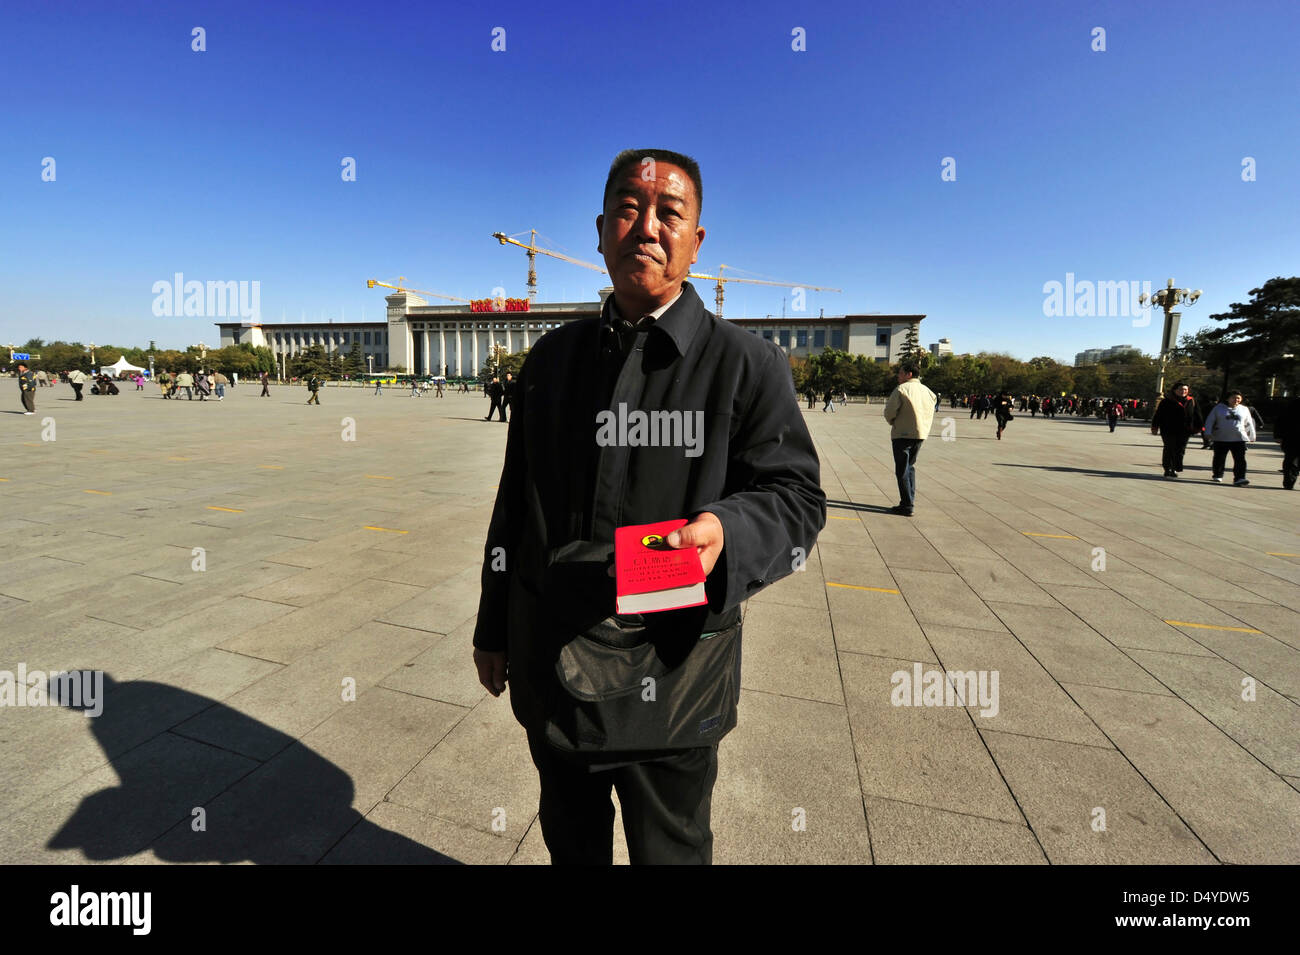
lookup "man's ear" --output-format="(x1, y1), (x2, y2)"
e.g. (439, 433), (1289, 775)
(595, 214), (603, 254)
(691, 225), (705, 265)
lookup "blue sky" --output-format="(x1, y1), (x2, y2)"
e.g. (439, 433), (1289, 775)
(2, 0), (1297, 362)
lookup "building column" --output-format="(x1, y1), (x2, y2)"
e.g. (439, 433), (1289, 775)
(505, 322), (512, 354)
(454, 324), (463, 376)
(438, 325), (446, 377)
(472, 324), (479, 378)
(422, 330), (430, 377)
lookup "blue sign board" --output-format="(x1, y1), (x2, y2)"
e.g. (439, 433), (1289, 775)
(12, 353), (30, 360)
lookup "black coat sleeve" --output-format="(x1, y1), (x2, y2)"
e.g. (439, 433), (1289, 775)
(472, 363), (530, 651)
(695, 344), (827, 612)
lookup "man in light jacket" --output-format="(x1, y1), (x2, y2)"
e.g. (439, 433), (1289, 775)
(1202, 390), (1257, 486)
(883, 361), (937, 516)
(68, 368), (88, 401)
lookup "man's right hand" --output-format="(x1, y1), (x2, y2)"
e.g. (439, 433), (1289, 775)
(473, 648), (508, 697)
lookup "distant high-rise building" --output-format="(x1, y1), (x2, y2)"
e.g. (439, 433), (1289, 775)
(930, 338), (953, 357)
(1075, 343), (1138, 366)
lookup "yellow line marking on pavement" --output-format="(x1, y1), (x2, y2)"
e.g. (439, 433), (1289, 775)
(1022, 532), (1079, 539)
(90, 449), (109, 454)
(828, 515), (859, 520)
(84, 489), (111, 495)
(1165, 620), (1263, 634)
(365, 474), (396, 480)
(206, 506), (244, 513)
(828, 582), (901, 594)
(365, 525), (408, 534)
(258, 465), (284, 470)
(22, 442), (41, 447)
(168, 456), (192, 461)
(0, 478), (8, 482)
(1267, 552), (1300, 558)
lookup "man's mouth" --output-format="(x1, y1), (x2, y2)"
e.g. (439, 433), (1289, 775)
(626, 250), (660, 264)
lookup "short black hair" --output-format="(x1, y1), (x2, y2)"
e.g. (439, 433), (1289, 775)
(899, 362), (920, 378)
(603, 149), (703, 218)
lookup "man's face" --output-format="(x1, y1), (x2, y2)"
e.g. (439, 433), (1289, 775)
(1226, 394), (1241, 407)
(597, 161), (704, 311)
(1175, 385), (1189, 398)
(897, 368), (912, 384)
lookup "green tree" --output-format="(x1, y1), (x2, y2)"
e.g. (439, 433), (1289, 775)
(288, 344), (331, 379)
(1193, 278), (1300, 396)
(344, 341), (365, 377)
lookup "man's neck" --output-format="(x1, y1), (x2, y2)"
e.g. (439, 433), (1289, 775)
(611, 287), (684, 323)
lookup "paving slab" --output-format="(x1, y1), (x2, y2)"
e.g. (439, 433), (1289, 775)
(1065, 682), (1300, 863)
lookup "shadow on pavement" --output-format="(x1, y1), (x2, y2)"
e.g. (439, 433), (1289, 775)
(44, 671), (462, 865)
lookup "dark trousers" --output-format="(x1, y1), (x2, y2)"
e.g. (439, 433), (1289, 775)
(260, 382), (270, 396)
(526, 732), (719, 864)
(1108, 415), (1118, 432)
(1211, 441), (1247, 481)
(21, 391), (35, 412)
(1282, 440), (1299, 488)
(487, 397), (504, 420)
(307, 390), (320, 404)
(72, 383), (83, 400)
(892, 438), (923, 509)
(1161, 434), (1188, 472)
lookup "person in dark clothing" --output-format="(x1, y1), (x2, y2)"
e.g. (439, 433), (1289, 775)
(472, 149), (825, 865)
(501, 373), (516, 422)
(306, 375), (321, 405)
(993, 391), (1013, 440)
(1151, 382), (1205, 478)
(17, 362), (37, 414)
(1106, 399), (1123, 432)
(1274, 396), (1300, 490)
(484, 377), (505, 421)
(260, 371), (270, 397)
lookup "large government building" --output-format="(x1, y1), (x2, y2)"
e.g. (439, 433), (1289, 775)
(215, 285), (924, 376)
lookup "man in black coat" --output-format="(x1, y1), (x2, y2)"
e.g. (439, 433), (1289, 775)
(1151, 381), (1204, 478)
(501, 372), (516, 422)
(484, 377), (505, 421)
(1274, 395), (1300, 490)
(471, 149), (826, 864)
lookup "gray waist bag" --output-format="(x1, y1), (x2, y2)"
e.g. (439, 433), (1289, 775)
(511, 539), (742, 754)
(544, 615), (742, 754)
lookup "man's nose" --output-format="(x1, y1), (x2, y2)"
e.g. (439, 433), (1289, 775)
(630, 206), (660, 242)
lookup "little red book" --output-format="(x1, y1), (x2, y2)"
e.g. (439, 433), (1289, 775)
(614, 519), (708, 614)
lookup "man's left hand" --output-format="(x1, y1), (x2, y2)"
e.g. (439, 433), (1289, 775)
(666, 511), (725, 576)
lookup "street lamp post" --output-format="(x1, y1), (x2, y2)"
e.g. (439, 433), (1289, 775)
(367, 355), (374, 377)
(88, 341), (96, 368)
(1138, 278), (1201, 404)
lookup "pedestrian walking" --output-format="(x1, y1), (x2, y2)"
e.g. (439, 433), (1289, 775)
(1203, 391), (1256, 485)
(174, 370), (194, 400)
(1273, 395), (1300, 490)
(484, 376), (505, 421)
(68, 368), (87, 401)
(1106, 398), (1123, 432)
(821, 389), (836, 413)
(994, 391), (1014, 440)
(883, 361), (937, 516)
(502, 373), (515, 422)
(1151, 382), (1204, 478)
(473, 148), (825, 866)
(214, 372), (227, 400)
(307, 374), (322, 405)
(16, 361), (37, 414)
(260, 371), (270, 397)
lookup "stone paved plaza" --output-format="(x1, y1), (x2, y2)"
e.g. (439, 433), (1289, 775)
(2, 381), (1299, 865)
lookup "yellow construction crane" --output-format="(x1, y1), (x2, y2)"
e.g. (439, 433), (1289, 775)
(491, 232), (839, 318)
(366, 277), (469, 304)
(492, 231), (606, 301)
(686, 265), (841, 320)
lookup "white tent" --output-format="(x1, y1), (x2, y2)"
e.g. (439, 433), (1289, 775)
(105, 356), (146, 375)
